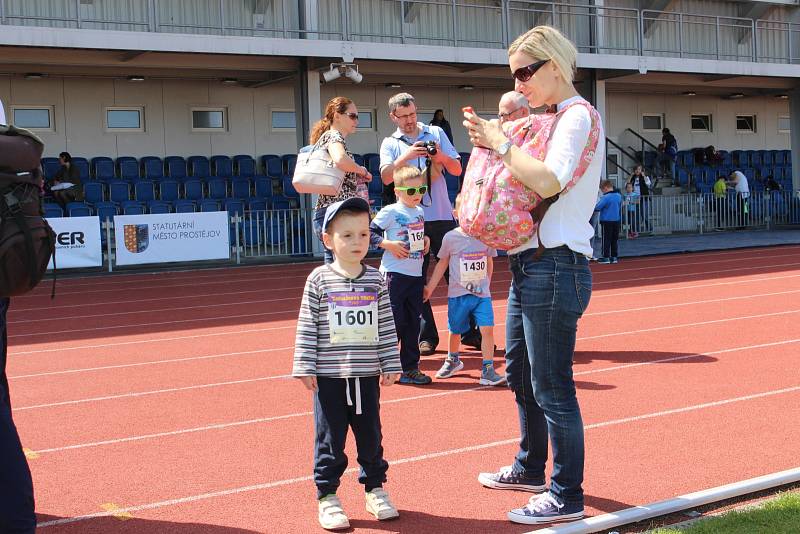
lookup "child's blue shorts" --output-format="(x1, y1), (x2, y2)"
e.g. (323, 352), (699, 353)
(447, 294), (494, 334)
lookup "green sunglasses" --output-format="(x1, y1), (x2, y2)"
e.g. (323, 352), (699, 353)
(395, 185), (428, 195)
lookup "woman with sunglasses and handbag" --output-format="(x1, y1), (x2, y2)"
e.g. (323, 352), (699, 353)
(310, 97), (372, 264)
(465, 26), (604, 525)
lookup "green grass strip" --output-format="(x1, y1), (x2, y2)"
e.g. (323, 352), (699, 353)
(650, 492), (800, 534)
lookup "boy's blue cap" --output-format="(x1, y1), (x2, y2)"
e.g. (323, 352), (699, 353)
(322, 197), (370, 233)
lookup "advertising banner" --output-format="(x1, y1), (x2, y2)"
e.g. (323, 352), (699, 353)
(114, 211), (229, 266)
(46, 216), (102, 269)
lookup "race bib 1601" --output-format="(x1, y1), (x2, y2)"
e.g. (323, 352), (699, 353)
(327, 291), (379, 344)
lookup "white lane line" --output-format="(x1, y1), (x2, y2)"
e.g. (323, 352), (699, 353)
(8, 347), (292, 380)
(12, 283), (800, 342)
(23, 338), (800, 451)
(19, 253), (800, 299)
(30, 386), (490, 454)
(11, 286), (800, 377)
(35, 384), (800, 528)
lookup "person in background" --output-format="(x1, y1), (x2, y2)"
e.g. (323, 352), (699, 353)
(310, 97), (373, 264)
(712, 175), (728, 231)
(51, 151), (83, 210)
(657, 128), (678, 183)
(628, 165), (651, 234)
(623, 182), (639, 238)
(429, 109), (454, 145)
(497, 91), (531, 124)
(595, 180), (622, 264)
(728, 170), (750, 229)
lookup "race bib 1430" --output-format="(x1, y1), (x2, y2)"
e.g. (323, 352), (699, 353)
(460, 252), (487, 283)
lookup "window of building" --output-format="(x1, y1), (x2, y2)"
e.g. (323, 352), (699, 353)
(735, 115), (756, 134)
(691, 114), (713, 132)
(778, 115), (790, 134)
(270, 110), (296, 130)
(417, 111), (435, 125)
(356, 110), (375, 131)
(191, 107), (227, 131)
(11, 106), (54, 131)
(642, 114), (663, 132)
(106, 107), (144, 132)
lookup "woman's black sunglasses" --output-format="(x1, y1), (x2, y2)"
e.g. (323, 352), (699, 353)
(512, 59), (549, 83)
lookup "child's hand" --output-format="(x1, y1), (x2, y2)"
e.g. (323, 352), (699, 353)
(422, 285), (432, 302)
(382, 240), (409, 259)
(423, 236), (431, 255)
(298, 376), (318, 392)
(381, 373), (400, 386)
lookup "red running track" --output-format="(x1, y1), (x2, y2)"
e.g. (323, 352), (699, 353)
(6, 246), (800, 533)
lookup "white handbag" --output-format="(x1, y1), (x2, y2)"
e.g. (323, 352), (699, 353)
(291, 140), (345, 196)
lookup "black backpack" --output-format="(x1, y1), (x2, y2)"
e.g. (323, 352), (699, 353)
(0, 125), (55, 297)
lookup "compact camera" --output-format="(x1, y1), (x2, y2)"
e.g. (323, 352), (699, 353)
(421, 140), (437, 156)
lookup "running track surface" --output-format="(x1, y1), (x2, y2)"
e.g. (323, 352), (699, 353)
(7, 246), (800, 533)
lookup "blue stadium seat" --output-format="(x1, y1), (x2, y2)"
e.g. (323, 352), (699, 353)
(366, 154), (381, 176)
(368, 175), (383, 197)
(43, 204), (63, 218)
(722, 152), (733, 167)
(254, 176), (274, 198)
(173, 199), (196, 213)
(41, 158), (60, 180)
(68, 202), (92, 217)
(743, 168), (756, 181)
(750, 151), (763, 167)
(242, 219), (263, 248)
(281, 176), (299, 200)
(166, 157), (188, 179)
(772, 150), (785, 166)
(71, 157), (91, 181)
(271, 196), (291, 210)
(784, 150), (791, 165)
(118, 158), (139, 181)
(676, 168), (689, 185)
(283, 154), (298, 177)
(211, 155), (233, 177)
(183, 179), (204, 200)
(83, 182), (104, 204)
(261, 154), (283, 178)
(122, 203), (146, 215)
(224, 198), (245, 216)
(199, 199), (220, 212)
(233, 155), (256, 177)
(148, 200), (171, 214)
(247, 198), (268, 212)
(266, 218), (287, 246)
(142, 156), (164, 180)
(188, 156), (210, 178)
(109, 181), (131, 203)
(134, 181), (156, 202)
(207, 178), (228, 200)
(759, 150), (772, 166)
(757, 166), (771, 180)
(94, 201), (118, 222)
(231, 178), (252, 199)
(732, 150), (746, 167)
(352, 154), (364, 167)
(91, 157), (115, 180)
(444, 171), (459, 195)
(159, 180), (180, 202)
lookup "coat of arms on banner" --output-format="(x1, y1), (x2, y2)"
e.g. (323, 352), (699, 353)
(123, 224), (149, 253)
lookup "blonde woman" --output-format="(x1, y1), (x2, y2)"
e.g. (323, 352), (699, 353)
(465, 26), (604, 525)
(310, 97), (372, 264)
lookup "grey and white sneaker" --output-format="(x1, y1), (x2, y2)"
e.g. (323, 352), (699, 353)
(507, 492), (584, 524)
(478, 465), (547, 492)
(318, 494), (350, 530)
(436, 357), (464, 379)
(479, 364), (506, 386)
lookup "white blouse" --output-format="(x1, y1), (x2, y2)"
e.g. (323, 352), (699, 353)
(510, 95), (605, 258)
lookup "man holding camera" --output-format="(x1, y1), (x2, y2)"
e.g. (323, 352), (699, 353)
(379, 93), (462, 355)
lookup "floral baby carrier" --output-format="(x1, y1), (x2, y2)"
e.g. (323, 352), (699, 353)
(458, 100), (601, 251)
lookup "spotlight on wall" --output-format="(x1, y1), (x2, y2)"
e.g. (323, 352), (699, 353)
(322, 63), (362, 84)
(23, 73), (44, 80)
(221, 78), (239, 85)
(344, 66), (363, 84)
(385, 82), (402, 89)
(127, 75), (145, 82)
(776, 94), (789, 100)
(729, 92), (745, 99)
(682, 91), (696, 96)
(459, 85), (475, 91)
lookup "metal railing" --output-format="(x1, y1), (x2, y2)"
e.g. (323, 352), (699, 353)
(1, 0), (798, 65)
(237, 208), (313, 259)
(620, 190), (800, 239)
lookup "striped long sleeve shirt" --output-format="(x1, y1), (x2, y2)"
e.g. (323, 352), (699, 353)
(292, 264), (402, 378)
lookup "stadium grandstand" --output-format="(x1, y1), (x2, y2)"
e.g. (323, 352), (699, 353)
(0, 0), (797, 258)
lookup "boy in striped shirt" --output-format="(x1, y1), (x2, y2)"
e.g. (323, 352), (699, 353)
(293, 197), (402, 531)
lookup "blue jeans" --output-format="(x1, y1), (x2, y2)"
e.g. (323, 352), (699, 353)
(505, 246), (591, 508)
(0, 298), (36, 533)
(313, 206), (334, 264)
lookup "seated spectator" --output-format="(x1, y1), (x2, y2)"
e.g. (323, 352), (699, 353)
(51, 151), (83, 209)
(764, 175), (782, 192)
(704, 145), (722, 166)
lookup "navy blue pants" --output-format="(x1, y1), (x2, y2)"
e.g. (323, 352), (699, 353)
(0, 298), (37, 533)
(314, 376), (388, 498)
(385, 272), (423, 372)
